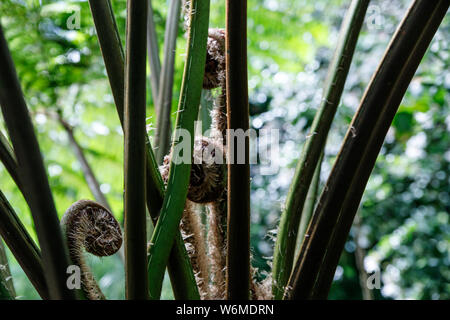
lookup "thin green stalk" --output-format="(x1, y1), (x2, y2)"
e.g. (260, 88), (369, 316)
(88, 0), (198, 299)
(87, 0), (163, 213)
(124, 0), (149, 300)
(147, 0), (210, 300)
(286, 0), (449, 300)
(0, 240), (15, 298)
(147, 0), (161, 105)
(294, 152), (323, 258)
(0, 24), (75, 300)
(309, 0), (450, 299)
(154, 0), (182, 164)
(225, 0), (250, 300)
(88, 0), (125, 124)
(272, 0), (370, 299)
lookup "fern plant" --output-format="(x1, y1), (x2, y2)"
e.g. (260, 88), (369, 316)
(0, 0), (448, 300)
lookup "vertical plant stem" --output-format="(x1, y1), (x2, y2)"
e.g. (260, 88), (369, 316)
(124, 0), (148, 300)
(180, 201), (210, 298)
(295, 152), (323, 257)
(87, 0), (163, 214)
(154, 0), (182, 164)
(0, 240), (15, 298)
(88, 0), (125, 124)
(225, 0), (250, 300)
(207, 197), (227, 299)
(88, 0), (199, 299)
(147, 0), (162, 105)
(147, 0), (210, 300)
(272, 0), (369, 299)
(286, 0), (449, 300)
(0, 24), (75, 300)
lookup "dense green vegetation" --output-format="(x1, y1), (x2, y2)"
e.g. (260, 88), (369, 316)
(0, 0), (448, 299)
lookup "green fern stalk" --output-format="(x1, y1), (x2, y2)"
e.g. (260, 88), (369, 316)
(147, 0), (210, 300)
(286, 0), (449, 300)
(272, 0), (370, 299)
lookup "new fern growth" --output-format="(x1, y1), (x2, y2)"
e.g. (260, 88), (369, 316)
(60, 200), (122, 300)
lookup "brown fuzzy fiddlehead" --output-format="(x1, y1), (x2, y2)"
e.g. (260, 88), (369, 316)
(160, 137), (226, 204)
(160, 137), (225, 298)
(61, 200), (122, 300)
(188, 137), (226, 203)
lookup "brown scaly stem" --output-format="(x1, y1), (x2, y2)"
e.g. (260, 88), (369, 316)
(206, 196), (227, 299)
(180, 201), (210, 299)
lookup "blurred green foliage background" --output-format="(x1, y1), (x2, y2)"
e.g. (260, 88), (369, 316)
(0, 0), (448, 299)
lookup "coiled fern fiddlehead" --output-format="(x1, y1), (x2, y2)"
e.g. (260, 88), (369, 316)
(160, 136), (225, 299)
(61, 200), (122, 300)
